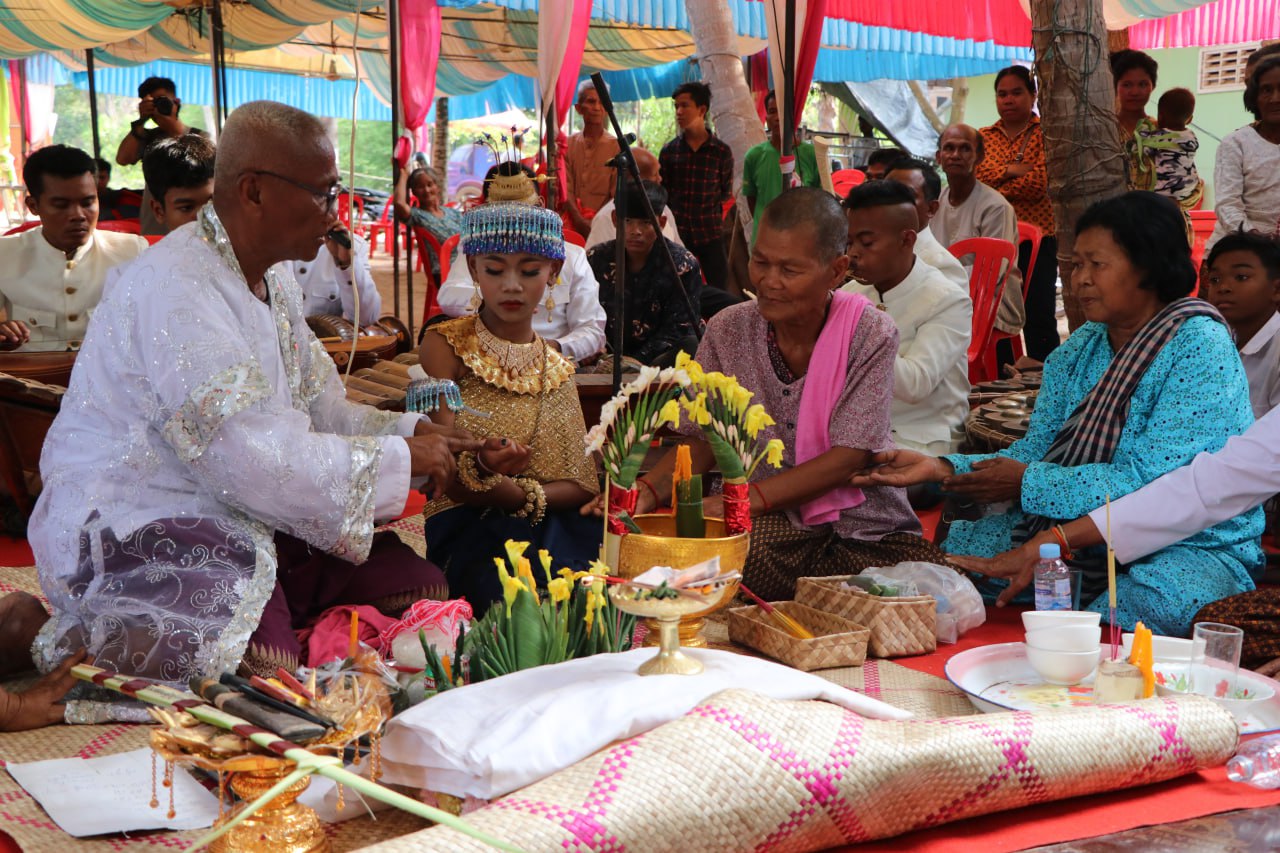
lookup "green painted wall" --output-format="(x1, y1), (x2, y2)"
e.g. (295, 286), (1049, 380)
(957, 47), (1256, 207)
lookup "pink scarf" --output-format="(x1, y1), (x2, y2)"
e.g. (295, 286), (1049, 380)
(796, 290), (869, 526)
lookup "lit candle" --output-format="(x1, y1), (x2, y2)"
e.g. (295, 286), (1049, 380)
(348, 610), (360, 659)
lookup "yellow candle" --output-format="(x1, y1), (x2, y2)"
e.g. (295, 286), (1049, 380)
(673, 444), (692, 490)
(348, 609), (359, 659)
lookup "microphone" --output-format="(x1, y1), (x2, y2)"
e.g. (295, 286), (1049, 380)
(604, 134), (638, 169)
(326, 228), (351, 250)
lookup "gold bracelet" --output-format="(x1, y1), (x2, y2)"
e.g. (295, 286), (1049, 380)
(511, 477), (547, 525)
(457, 451), (500, 493)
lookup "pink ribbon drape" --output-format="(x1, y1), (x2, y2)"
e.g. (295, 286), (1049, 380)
(400, 0), (441, 150)
(763, 0), (828, 186)
(7, 60), (29, 155)
(537, 0), (592, 207)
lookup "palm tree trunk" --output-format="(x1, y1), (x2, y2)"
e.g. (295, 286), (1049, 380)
(1032, 0), (1126, 331)
(432, 97), (449, 191)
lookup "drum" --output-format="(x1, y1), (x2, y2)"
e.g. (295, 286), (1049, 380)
(0, 372), (66, 514)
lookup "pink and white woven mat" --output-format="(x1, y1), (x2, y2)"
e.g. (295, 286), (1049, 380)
(364, 688), (1238, 852)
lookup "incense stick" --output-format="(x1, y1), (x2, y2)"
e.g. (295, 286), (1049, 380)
(1105, 494), (1119, 660)
(739, 583), (814, 640)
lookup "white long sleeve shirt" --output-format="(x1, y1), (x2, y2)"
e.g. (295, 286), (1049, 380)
(30, 207), (421, 694)
(0, 226), (147, 350)
(1089, 404), (1280, 564)
(1210, 125), (1280, 252)
(585, 201), (683, 250)
(436, 240), (607, 363)
(286, 233), (382, 324)
(842, 258), (973, 453)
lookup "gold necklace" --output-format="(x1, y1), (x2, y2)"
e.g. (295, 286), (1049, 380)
(476, 317), (543, 377)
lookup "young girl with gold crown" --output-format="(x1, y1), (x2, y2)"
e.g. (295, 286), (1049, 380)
(418, 202), (600, 614)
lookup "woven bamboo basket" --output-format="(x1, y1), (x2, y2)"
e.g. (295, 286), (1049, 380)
(727, 601), (869, 671)
(795, 576), (937, 658)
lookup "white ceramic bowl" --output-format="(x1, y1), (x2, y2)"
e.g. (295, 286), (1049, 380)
(1021, 610), (1102, 632)
(1025, 645), (1100, 685)
(1025, 624), (1102, 653)
(1214, 681), (1277, 717)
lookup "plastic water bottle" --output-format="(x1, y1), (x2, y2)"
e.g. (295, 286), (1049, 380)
(1033, 543), (1072, 611)
(1228, 734), (1280, 789)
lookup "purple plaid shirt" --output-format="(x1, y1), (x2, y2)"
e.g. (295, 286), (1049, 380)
(659, 131), (734, 246)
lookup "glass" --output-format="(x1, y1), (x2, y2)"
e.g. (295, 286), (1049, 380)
(1068, 569), (1083, 611)
(1190, 621), (1244, 698)
(250, 170), (341, 213)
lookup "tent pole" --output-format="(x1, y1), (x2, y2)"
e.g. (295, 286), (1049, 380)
(85, 50), (101, 163)
(210, 0), (225, 133)
(389, 0), (401, 322)
(781, 0), (795, 167)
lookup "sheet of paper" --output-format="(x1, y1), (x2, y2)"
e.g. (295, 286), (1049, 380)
(6, 747), (220, 837)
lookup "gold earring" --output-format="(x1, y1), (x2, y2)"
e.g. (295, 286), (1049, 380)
(469, 281), (482, 312)
(544, 274), (559, 316)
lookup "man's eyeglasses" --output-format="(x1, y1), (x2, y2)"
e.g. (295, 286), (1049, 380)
(250, 170), (342, 213)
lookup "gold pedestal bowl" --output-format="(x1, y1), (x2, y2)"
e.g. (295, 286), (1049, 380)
(210, 755), (329, 853)
(615, 514), (750, 648)
(610, 580), (735, 675)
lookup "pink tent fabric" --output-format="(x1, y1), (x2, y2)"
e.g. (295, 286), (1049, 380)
(745, 0), (1032, 47)
(400, 0), (441, 149)
(537, 0), (592, 208)
(763, 0), (829, 184)
(1129, 0), (1280, 49)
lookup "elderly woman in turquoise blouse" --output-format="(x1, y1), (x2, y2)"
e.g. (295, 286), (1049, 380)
(854, 192), (1265, 637)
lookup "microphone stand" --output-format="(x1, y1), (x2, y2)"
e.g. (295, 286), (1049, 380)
(590, 73), (701, 395)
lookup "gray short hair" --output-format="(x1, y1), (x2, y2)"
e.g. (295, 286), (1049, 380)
(215, 100), (331, 188)
(760, 187), (848, 262)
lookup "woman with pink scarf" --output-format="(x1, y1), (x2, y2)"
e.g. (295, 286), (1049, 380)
(611, 189), (947, 598)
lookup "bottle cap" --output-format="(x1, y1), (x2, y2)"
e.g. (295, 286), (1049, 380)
(1039, 543), (1061, 559)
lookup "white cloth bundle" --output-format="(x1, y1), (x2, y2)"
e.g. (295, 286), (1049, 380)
(380, 647), (911, 799)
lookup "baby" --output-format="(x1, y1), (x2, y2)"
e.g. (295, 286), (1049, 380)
(1134, 88), (1203, 206)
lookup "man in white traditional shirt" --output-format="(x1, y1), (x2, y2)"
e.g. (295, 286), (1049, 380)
(437, 166), (607, 363)
(290, 224), (382, 324)
(585, 147), (682, 251)
(929, 125), (1026, 342)
(840, 180), (972, 482)
(880, 159), (969, 294)
(0, 145), (147, 351)
(29, 102), (501, 717)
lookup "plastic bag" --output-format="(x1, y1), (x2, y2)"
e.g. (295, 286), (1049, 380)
(858, 562), (986, 644)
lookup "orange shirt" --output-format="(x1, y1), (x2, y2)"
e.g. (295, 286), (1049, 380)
(975, 117), (1056, 237)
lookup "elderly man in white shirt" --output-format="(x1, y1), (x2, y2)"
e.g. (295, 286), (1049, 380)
(0, 145), (147, 351)
(841, 180), (972, 465)
(28, 102), (497, 719)
(438, 213), (607, 364)
(881, 158), (969, 294)
(930, 125), (1026, 338)
(288, 225), (382, 324)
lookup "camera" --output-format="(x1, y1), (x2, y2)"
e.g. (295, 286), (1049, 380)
(152, 95), (175, 117)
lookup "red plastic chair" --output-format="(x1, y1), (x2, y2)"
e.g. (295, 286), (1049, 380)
(439, 233), (460, 282)
(95, 219), (142, 234)
(991, 221), (1044, 361)
(2, 220), (39, 236)
(949, 237), (1018, 384)
(368, 200), (397, 257)
(144, 233), (164, 245)
(1190, 210), (1216, 273)
(337, 193), (367, 238)
(412, 227), (446, 323)
(564, 229), (586, 248)
(831, 168), (867, 199)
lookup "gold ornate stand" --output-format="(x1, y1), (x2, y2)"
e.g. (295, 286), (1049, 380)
(614, 514), (750, 648)
(209, 757), (329, 853)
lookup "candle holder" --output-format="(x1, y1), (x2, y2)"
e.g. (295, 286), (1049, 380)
(615, 514), (750, 648)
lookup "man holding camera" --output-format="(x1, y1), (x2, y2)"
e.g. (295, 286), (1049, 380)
(115, 77), (205, 235)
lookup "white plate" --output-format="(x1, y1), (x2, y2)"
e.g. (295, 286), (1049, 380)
(945, 642), (1280, 734)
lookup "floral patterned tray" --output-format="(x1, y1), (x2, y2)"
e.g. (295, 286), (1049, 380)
(945, 642), (1280, 734)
